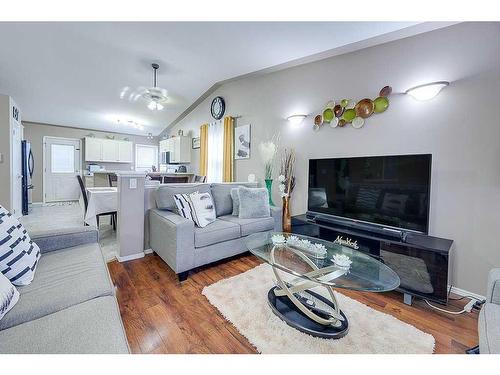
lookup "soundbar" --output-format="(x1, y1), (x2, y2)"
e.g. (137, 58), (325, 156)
(306, 212), (407, 242)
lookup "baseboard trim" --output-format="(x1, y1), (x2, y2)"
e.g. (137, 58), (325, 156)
(449, 285), (485, 301)
(144, 248), (153, 254)
(117, 252), (145, 263)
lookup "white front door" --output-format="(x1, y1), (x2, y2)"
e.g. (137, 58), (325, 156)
(44, 137), (81, 202)
(11, 123), (23, 217)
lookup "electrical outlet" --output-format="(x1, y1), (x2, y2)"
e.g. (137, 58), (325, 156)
(129, 178), (137, 189)
(464, 299), (476, 313)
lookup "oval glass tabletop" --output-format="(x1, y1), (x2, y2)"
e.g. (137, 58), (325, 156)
(245, 232), (400, 292)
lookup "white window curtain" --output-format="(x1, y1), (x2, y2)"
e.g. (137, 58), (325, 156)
(206, 120), (224, 182)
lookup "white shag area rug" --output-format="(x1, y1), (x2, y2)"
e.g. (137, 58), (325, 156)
(202, 264), (435, 354)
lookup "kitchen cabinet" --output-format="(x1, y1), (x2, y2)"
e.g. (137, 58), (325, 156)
(159, 136), (190, 164)
(118, 141), (133, 163)
(85, 137), (133, 163)
(101, 139), (119, 161)
(85, 137), (103, 162)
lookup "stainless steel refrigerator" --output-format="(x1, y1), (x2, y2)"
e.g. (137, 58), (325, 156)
(21, 140), (34, 215)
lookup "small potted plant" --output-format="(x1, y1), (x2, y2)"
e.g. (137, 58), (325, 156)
(258, 133), (280, 206)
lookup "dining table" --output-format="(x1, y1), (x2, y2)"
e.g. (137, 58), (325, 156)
(82, 186), (118, 227)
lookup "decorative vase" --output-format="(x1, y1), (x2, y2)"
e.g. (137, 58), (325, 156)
(265, 179), (275, 206)
(282, 196), (292, 233)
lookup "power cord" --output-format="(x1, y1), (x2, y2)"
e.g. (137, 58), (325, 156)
(424, 298), (477, 315)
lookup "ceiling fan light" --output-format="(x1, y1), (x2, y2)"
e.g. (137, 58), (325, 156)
(147, 101), (164, 111)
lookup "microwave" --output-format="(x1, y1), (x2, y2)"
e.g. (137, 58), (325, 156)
(160, 151), (170, 164)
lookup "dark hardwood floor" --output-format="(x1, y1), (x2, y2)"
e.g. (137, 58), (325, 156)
(107, 253), (479, 354)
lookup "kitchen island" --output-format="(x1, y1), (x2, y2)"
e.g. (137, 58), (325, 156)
(84, 170), (195, 187)
(146, 172), (194, 183)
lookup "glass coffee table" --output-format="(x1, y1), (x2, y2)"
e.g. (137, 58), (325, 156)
(245, 232), (400, 339)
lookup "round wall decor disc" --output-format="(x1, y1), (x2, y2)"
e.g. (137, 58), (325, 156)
(323, 108), (334, 123)
(352, 116), (365, 129)
(330, 117), (339, 128)
(374, 96), (389, 113)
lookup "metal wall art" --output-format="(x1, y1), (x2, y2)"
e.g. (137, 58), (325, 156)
(312, 86), (392, 131)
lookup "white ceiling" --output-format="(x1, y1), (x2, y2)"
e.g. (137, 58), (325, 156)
(0, 22), (440, 136)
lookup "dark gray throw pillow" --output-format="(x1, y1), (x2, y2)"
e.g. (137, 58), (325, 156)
(238, 187), (270, 219)
(231, 188), (240, 216)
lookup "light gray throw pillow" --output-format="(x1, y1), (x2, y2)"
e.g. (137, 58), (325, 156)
(231, 188), (240, 216)
(238, 187), (270, 219)
(0, 272), (19, 321)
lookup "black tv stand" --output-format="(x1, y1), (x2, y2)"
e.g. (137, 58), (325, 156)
(292, 214), (454, 305)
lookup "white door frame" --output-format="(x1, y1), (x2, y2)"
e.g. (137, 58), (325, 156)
(10, 122), (23, 217)
(42, 136), (82, 204)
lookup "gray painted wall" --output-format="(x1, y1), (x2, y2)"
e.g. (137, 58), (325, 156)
(23, 121), (158, 202)
(166, 22), (500, 295)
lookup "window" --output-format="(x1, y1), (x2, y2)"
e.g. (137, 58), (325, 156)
(135, 144), (158, 172)
(51, 144), (75, 173)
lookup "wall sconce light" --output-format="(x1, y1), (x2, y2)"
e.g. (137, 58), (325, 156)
(405, 81), (449, 101)
(287, 114), (307, 127)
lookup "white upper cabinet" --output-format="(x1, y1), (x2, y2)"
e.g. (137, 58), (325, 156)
(101, 139), (119, 161)
(159, 136), (191, 164)
(118, 141), (133, 163)
(85, 137), (103, 161)
(85, 137), (133, 163)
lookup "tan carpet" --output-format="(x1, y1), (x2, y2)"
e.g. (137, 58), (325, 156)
(202, 264), (435, 354)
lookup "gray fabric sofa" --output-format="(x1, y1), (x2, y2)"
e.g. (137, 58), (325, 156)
(149, 182), (282, 280)
(479, 268), (500, 354)
(0, 227), (129, 354)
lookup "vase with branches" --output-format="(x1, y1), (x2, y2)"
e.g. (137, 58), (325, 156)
(278, 148), (296, 232)
(258, 133), (280, 206)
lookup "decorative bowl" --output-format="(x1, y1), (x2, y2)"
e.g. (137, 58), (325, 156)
(332, 254), (352, 268)
(311, 243), (327, 256)
(271, 234), (286, 245)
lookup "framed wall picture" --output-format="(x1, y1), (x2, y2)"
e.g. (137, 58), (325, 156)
(234, 124), (250, 160)
(192, 137), (200, 149)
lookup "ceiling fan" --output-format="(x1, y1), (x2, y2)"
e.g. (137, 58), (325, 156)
(135, 63), (168, 111)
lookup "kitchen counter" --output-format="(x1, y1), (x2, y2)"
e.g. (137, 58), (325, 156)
(84, 170), (195, 187)
(147, 172), (193, 176)
(84, 170), (128, 176)
(147, 172), (194, 183)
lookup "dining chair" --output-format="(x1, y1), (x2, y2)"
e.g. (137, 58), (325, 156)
(77, 175), (117, 230)
(163, 176), (190, 183)
(107, 173), (118, 187)
(148, 176), (163, 183)
(193, 175), (207, 183)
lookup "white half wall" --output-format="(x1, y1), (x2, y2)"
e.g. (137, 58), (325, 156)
(166, 22), (500, 296)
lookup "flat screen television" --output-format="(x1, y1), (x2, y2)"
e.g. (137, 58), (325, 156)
(307, 154), (432, 233)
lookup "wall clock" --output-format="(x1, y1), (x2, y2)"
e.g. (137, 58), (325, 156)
(211, 96), (225, 120)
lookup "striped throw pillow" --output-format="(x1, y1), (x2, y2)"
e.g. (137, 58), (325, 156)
(189, 191), (216, 228)
(173, 193), (195, 222)
(0, 271), (19, 320)
(0, 205), (41, 286)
